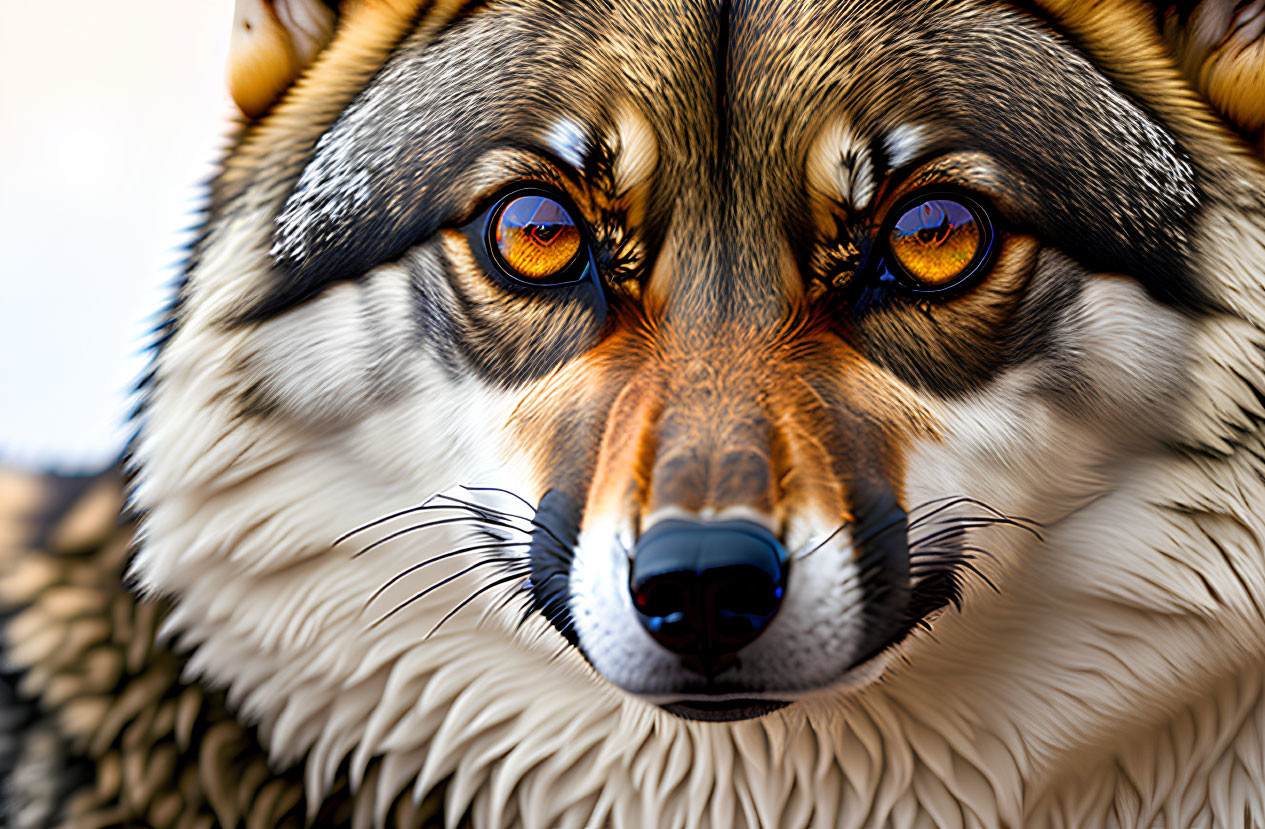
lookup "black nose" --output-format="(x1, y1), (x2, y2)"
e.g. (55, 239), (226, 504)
(629, 519), (788, 667)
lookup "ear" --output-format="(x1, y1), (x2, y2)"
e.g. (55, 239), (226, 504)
(1160, 0), (1265, 151)
(228, 0), (337, 118)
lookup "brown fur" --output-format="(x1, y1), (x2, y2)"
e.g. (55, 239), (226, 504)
(5, 0), (1265, 824)
(0, 467), (448, 828)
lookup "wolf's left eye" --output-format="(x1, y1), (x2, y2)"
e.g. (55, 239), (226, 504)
(884, 194), (994, 293)
(486, 190), (586, 285)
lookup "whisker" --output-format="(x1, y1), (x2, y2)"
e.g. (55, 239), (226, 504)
(425, 572), (531, 640)
(907, 499), (981, 532)
(795, 522), (853, 562)
(907, 525), (972, 550)
(498, 576), (535, 608)
(399, 500), (540, 531)
(430, 493), (573, 552)
(336, 493), (539, 551)
(914, 544), (1001, 565)
(909, 517), (1042, 550)
(947, 560), (1000, 594)
(428, 494), (537, 528)
(363, 541), (528, 609)
(855, 513), (908, 547)
(908, 557), (998, 591)
(909, 551), (976, 563)
(459, 485), (539, 517)
(500, 579), (541, 625)
(907, 496), (1043, 531)
(331, 498), (430, 544)
(908, 493), (987, 513)
(478, 575), (533, 627)
(350, 502), (554, 559)
(962, 500), (1043, 529)
(906, 495), (978, 524)
(369, 558), (529, 629)
(351, 515), (509, 559)
(333, 494), (445, 546)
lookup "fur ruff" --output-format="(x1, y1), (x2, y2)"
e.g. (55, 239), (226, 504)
(113, 0), (1265, 826)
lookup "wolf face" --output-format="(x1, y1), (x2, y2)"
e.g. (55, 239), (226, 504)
(127, 0), (1265, 823)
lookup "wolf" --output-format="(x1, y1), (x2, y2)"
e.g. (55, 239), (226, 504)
(3, 0), (1265, 826)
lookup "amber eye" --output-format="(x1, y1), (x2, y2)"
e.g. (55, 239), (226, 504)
(887, 195), (991, 292)
(488, 192), (583, 283)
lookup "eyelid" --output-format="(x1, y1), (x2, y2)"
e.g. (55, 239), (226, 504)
(885, 152), (1020, 219)
(441, 146), (587, 229)
(450, 176), (560, 229)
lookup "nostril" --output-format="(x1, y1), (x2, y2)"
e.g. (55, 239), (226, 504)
(632, 579), (685, 622)
(632, 576), (693, 650)
(632, 579), (688, 633)
(629, 519), (788, 664)
(708, 566), (784, 647)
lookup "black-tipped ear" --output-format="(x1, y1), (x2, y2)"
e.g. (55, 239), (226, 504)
(228, 0), (338, 118)
(1158, 0), (1265, 148)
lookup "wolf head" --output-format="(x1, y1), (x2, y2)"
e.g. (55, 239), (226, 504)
(129, 0), (1265, 824)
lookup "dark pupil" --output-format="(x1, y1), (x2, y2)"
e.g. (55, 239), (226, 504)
(528, 223), (562, 244)
(916, 213), (952, 245)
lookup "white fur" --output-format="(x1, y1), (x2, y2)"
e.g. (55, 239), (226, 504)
(129, 58), (1265, 829)
(545, 117), (590, 172)
(572, 509), (869, 698)
(806, 118), (876, 210)
(883, 123), (928, 170)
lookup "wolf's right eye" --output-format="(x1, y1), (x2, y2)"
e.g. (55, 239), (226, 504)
(485, 189), (588, 285)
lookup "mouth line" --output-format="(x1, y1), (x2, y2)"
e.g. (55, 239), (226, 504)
(658, 697), (790, 722)
(640, 631), (904, 703)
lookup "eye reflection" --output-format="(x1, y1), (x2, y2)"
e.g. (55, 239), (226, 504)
(493, 195), (582, 281)
(888, 198), (983, 289)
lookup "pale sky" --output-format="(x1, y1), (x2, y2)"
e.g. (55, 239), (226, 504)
(0, 1), (234, 469)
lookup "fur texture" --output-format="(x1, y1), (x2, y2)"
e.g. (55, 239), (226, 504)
(5, 1), (1265, 827)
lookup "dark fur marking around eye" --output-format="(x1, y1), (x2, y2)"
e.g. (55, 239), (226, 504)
(252, 10), (566, 318)
(245, 0), (1212, 403)
(925, 15), (1208, 308)
(1004, 249), (1089, 374)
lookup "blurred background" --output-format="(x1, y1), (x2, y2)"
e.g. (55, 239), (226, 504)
(0, 2), (234, 470)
